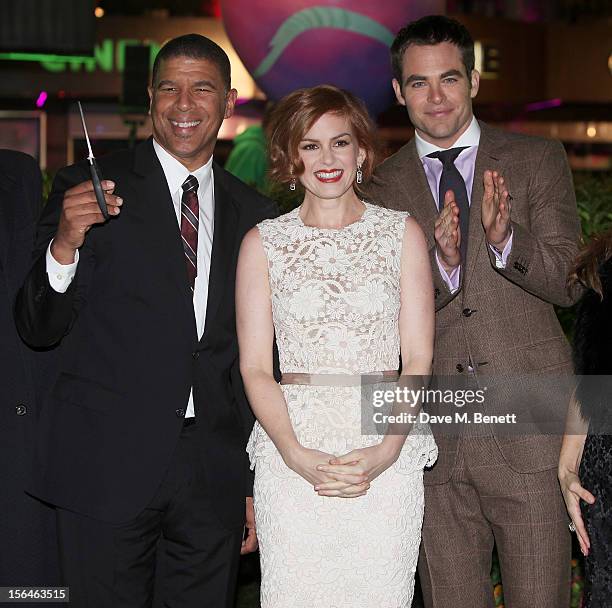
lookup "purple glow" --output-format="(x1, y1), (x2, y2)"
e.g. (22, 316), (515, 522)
(35, 91), (48, 108)
(525, 98), (562, 112)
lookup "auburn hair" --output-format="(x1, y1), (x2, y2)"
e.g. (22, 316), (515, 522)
(266, 85), (378, 190)
(569, 229), (612, 299)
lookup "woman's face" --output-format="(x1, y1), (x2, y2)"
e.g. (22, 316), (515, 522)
(296, 112), (365, 202)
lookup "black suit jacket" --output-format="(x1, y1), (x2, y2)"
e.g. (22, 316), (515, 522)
(16, 138), (277, 527)
(1, 150), (59, 588)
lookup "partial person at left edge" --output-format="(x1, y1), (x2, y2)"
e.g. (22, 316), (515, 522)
(0, 150), (60, 594)
(15, 34), (277, 608)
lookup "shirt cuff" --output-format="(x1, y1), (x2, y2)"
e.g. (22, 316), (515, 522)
(489, 232), (514, 269)
(435, 249), (461, 293)
(46, 240), (79, 293)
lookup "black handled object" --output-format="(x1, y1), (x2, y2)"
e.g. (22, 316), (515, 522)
(78, 101), (109, 220)
(89, 158), (109, 220)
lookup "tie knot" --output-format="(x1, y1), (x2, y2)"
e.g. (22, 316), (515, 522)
(182, 174), (199, 195)
(426, 146), (468, 167)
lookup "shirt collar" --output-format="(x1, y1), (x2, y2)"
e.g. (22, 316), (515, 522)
(415, 116), (481, 160)
(152, 139), (213, 196)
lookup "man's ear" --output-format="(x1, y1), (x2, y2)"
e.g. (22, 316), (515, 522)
(392, 78), (406, 106)
(224, 88), (238, 119)
(469, 69), (480, 99)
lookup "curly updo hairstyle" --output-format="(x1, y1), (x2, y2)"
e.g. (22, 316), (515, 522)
(266, 85), (378, 190)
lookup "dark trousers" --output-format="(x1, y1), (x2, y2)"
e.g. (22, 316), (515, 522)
(56, 423), (243, 608)
(418, 436), (571, 608)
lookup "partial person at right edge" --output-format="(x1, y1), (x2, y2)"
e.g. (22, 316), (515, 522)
(559, 230), (612, 608)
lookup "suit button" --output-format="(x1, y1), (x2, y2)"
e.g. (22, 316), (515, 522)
(456, 364), (464, 373)
(462, 308), (473, 317)
(15, 404), (27, 416)
(175, 408), (185, 418)
(192, 351), (200, 359)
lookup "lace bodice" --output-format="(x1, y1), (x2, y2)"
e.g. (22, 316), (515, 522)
(257, 202), (407, 374)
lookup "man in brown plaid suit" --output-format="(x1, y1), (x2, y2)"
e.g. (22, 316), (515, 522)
(367, 15), (582, 608)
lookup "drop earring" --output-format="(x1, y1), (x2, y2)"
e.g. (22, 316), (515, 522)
(356, 163), (363, 184)
(289, 178), (296, 191)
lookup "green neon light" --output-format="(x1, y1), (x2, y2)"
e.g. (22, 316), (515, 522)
(0, 51), (91, 63)
(0, 40), (162, 73)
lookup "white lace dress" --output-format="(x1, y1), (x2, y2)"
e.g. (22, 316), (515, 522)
(247, 202), (437, 607)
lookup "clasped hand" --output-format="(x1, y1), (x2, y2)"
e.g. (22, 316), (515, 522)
(287, 443), (399, 498)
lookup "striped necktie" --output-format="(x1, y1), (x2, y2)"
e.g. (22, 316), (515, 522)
(181, 174), (199, 291)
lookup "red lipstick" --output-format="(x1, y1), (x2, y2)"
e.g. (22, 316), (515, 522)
(314, 169), (343, 183)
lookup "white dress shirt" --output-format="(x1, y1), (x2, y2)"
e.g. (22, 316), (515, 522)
(45, 139), (215, 418)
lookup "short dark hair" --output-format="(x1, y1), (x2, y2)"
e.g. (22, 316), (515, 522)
(391, 15), (475, 83)
(267, 85), (378, 191)
(151, 34), (231, 90)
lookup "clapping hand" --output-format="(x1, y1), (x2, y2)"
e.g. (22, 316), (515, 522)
(434, 189), (461, 273)
(482, 170), (512, 251)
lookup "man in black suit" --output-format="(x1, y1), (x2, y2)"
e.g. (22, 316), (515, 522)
(1, 150), (59, 596)
(16, 35), (276, 607)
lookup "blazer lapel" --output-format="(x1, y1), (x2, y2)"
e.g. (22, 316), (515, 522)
(201, 165), (238, 342)
(132, 139), (197, 334)
(463, 122), (503, 294)
(395, 141), (439, 249)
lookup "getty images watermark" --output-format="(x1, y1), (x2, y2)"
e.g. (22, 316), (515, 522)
(371, 385), (517, 425)
(358, 374), (606, 437)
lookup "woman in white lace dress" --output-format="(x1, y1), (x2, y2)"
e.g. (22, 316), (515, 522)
(236, 85), (437, 607)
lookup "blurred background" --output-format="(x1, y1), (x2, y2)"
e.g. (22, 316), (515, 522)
(1, 1), (610, 606)
(1, 0), (611, 176)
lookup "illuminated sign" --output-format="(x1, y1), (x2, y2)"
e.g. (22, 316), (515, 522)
(0, 39), (162, 73)
(474, 41), (501, 79)
(1, 37), (505, 80)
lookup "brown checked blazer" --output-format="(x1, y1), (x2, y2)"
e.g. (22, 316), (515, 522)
(367, 121), (582, 484)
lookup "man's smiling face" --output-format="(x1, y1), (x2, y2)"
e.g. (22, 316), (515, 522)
(149, 55), (237, 170)
(393, 41), (479, 148)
